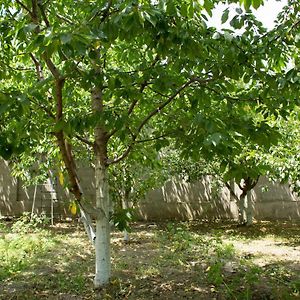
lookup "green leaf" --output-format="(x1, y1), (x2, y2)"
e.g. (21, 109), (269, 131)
(143, 11), (156, 27)
(60, 33), (72, 44)
(180, 3), (188, 17)
(252, 0), (262, 9)
(24, 23), (38, 33)
(203, 0), (214, 17)
(221, 9), (229, 24)
(244, 0), (252, 10)
(188, 4), (194, 19)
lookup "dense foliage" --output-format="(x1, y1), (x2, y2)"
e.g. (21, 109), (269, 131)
(0, 0), (299, 286)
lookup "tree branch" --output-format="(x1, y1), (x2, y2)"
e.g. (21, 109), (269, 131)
(30, 53), (44, 81)
(56, 13), (74, 25)
(43, 56), (63, 80)
(88, 0), (113, 23)
(29, 97), (55, 118)
(225, 182), (240, 202)
(75, 134), (94, 147)
(108, 77), (213, 165)
(38, 0), (50, 27)
(31, 0), (39, 23)
(127, 55), (160, 115)
(136, 133), (171, 144)
(148, 86), (169, 98)
(204, 85), (258, 102)
(15, 0), (32, 14)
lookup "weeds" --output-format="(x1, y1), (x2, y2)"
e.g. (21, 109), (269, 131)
(11, 212), (50, 233)
(0, 230), (55, 280)
(0, 213), (54, 281)
(0, 221), (299, 299)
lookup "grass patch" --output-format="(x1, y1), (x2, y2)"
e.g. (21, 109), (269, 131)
(0, 219), (299, 299)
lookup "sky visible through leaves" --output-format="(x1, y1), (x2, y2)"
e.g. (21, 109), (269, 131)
(208, 0), (287, 30)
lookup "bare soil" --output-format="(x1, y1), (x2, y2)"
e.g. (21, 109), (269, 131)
(0, 221), (299, 300)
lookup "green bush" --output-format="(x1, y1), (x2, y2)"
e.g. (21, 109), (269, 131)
(11, 212), (50, 233)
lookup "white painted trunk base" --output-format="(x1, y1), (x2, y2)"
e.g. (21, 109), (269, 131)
(94, 217), (111, 287)
(239, 195), (246, 224)
(245, 194), (253, 226)
(94, 157), (111, 287)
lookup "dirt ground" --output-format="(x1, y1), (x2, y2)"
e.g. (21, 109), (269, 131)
(0, 221), (299, 300)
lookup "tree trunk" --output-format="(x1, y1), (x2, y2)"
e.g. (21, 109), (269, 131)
(122, 167), (131, 242)
(239, 193), (247, 224)
(245, 192), (253, 226)
(94, 153), (111, 288)
(122, 195), (130, 243)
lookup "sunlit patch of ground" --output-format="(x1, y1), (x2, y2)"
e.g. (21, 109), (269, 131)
(0, 220), (299, 299)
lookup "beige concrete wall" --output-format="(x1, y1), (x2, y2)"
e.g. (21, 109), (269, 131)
(252, 177), (300, 220)
(0, 160), (19, 215)
(136, 176), (238, 221)
(136, 176), (300, 221)
(0, 159), (299, 221)
(0, 160), (68, 217)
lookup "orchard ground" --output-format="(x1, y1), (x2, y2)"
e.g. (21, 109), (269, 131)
(0, 218), (299, 300)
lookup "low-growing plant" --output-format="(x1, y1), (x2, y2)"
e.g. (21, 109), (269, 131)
(11, 212), (50, 233)
(0, 220), (8, 233)
(215, 243), (236, 260)
(207, 261), (224, 286)
(0, 231), (54, 280)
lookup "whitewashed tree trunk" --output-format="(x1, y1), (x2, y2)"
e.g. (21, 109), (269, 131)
(79, 207), (96, 245)
(122, 197), (130, 242)
(94, 155), (111, 288)
(245, 193), (253, 226)
(122, 167), (130, 242)
(239, 194), (247, 224)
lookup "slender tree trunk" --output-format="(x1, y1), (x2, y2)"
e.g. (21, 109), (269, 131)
(94, 153), (111, 287)
(122, 168), (131, 242)
(91, 79), (111, 287)
(122, 195), (130, 242)
(239, 193), (247, 224)
(245, 193), (253, 226)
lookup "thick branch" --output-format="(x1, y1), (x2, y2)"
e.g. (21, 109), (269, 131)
(43, 56), (63, 80)
(31, 0), (39, 23)
(55, 132), (82, 200)
(225, 182), (240, 202)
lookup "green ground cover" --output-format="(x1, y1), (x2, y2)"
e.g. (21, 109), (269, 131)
(0, 217), (299, 299)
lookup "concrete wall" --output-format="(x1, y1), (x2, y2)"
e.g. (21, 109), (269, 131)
(0, 160), (69, 218)
(136, 176), (300, 221)
(0, 159), (299, 221)
(136, 176), (238, 221)
(252, 177), (300, 220)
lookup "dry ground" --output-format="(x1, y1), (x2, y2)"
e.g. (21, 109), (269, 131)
(0, 220), (299, 300)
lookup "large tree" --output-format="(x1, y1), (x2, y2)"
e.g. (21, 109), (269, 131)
(0, 0), (299, 287)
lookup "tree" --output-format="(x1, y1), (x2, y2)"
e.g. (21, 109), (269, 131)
(0, 0), (299, 287)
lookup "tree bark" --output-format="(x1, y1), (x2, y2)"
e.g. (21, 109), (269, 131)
(122, 194), (130, 243)
(239, 193), (247, 224)
(92, 83), (111, 287)
(245, 193), (253, 226)
(94, 153), (111, 287)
